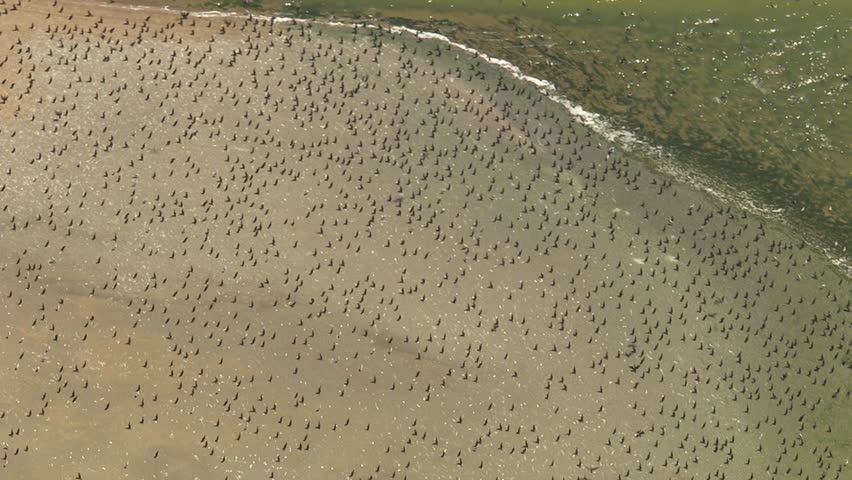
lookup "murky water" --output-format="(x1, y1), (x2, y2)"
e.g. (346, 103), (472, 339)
(185, 0), (851, 264)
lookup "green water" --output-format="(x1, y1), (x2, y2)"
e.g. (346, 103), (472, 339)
(197, 0), (851, 262)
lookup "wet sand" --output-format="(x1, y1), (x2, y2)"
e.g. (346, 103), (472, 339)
(0, 1), (849, 479)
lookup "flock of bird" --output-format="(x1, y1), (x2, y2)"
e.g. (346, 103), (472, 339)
(0, 1), (848, 479)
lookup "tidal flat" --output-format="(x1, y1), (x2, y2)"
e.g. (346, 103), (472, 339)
(0, 1), (849, 479)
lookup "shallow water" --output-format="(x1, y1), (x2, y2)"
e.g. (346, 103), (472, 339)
(178, 0), (852, 264)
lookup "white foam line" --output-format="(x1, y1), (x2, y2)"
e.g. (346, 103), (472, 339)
(389, 26), (645, 149)
(120, 2), (643, 148)
(97, 3), (852, 275)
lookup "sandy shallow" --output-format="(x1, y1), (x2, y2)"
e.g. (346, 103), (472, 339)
(0, 1), (849, 479)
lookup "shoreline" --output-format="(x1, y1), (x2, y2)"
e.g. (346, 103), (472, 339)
(1, 2), (848, 478)
(86, 0), (852, 278)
